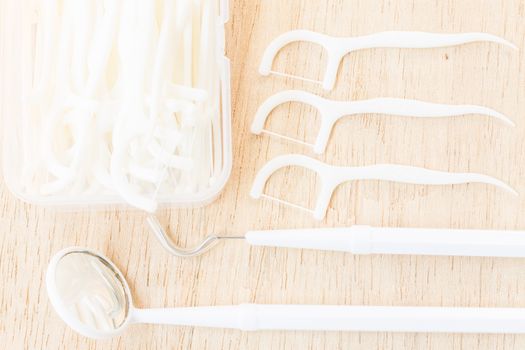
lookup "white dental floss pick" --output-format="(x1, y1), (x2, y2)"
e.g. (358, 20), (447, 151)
(40, 2), (81, 192)
(110, 0), (159, 210)
(172, 0), (194, 192)
(31, 0), (59, 101)
(192, 0), (202, 81)
(251, 155), (518, 220)
(85, 0), (119, 96)
(260, 30), (518, 90)
(148, 141), (194, 170)
(144, 0), (182, 198)
(71, 0), (90, 93)
(20, 2), (42, 190)
(200, 0), (222, 183)
(150, 0), (176, 123)
(167, 84), (209, 102)
(251, 90), (514, 155)
(183, 1), (193, 86)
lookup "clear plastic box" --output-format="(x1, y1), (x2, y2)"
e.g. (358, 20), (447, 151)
(1, 0), (232, 210)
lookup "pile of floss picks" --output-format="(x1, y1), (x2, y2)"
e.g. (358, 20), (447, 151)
(15, 0), (227, 212)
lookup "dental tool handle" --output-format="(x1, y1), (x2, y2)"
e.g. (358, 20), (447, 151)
(325, 32), (517, 90)
(245, 226), (525, 258)
(350, 32), (518, 51)
(133, 305), (525, 333)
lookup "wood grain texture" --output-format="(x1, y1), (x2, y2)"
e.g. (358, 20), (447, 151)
(2, 0), (525, 349)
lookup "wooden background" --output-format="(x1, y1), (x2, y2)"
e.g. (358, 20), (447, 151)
(2, 0), (525, 349)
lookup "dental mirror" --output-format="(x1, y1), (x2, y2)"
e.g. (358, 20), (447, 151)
(46, 248), (131, 339)
(48, 247), (525, 338)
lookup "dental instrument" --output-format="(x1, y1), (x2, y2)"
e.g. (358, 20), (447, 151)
(250, 154), (517, 220)
(47, 247), (525, 339)
(251, 90), (514, 155)
(147, 216), (525, 259)
(260, 30), (517, 90)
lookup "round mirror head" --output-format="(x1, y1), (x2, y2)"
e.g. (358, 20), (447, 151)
(46, 248), (132, 339)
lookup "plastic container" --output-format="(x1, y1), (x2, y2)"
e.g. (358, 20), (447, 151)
(1, 0), (232, 210)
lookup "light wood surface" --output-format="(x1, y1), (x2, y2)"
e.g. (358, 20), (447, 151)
(2, 0), (525, 349)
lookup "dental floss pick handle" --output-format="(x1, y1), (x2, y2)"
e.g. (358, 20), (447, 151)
(244, 226), (525, 258)
(132, 304), (525, 333)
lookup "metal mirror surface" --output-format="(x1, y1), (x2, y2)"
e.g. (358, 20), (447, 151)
(54, 251), (129, 332)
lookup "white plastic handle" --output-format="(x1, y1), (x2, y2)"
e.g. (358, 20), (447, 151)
(245, 226), (525, 258)
(132, 304), (525, 333)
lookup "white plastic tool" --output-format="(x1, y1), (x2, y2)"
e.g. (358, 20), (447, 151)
(147, 216), (525, 258)
(251, 90), (514, 154)
(259, 30), (518, 90)
(47, 247), (525, 339)
(244, 226), (525, 257)
(250, 154), (517, 220)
